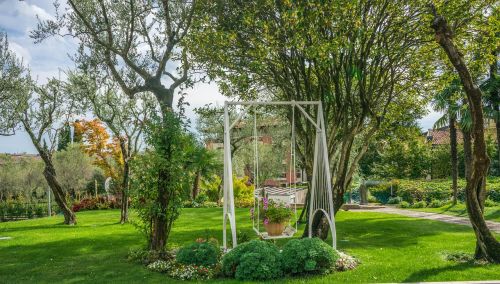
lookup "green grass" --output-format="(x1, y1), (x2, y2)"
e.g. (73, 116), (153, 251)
(0, 209), (499, 283)
(408, 204), (500, 222)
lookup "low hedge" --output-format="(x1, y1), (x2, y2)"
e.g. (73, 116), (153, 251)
(222, 239), (282, 281)
(221, 238), (345, 280)
(281, 238), (339, 275)
(176, 241), (220, 267)
(71, 197), (120, 212)
(0, 201), (58, 221)
(369, 178), (500, 205)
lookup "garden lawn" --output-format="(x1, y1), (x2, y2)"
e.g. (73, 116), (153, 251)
(0, 209), (499, 283)
(408, 203), (500, 222)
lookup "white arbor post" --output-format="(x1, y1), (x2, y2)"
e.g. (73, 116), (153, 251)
(307, 103), (336, 248)
(223, 102), (237, 249)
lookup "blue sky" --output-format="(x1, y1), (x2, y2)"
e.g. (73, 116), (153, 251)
(0, 0), (439, 154)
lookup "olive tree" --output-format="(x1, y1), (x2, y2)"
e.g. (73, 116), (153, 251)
(32, 0), (199, 250)
(68, 71), (155, 223)
(1, 77), (79, 224)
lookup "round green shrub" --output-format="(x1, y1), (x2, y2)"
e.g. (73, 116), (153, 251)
(176, 242), (220, 267)
(487, 188), (500, 202)
(484, 198), (497, 207)
(428, 199), (443, 208)
(411, 200), (427, 208)
(399, 201), (410, 208)
(281, 238), (339, 275)
(387, 196), (402, 204)
(222, 239), (282, 280)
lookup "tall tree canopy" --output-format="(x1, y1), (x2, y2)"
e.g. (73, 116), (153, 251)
(189, 0), (431, 237)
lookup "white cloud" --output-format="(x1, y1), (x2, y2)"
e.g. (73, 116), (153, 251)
(9, 40), (31, 63)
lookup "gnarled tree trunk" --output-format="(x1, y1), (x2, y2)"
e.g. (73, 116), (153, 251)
(119, 138), (130, 224)
(150, 95), (176, 251)
(42, 154), (76, 225)
(431, 8), (500, 262)
(192, 171), (201, 200)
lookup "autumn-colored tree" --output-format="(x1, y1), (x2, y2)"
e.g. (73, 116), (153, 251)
(73, 119), (123, 182)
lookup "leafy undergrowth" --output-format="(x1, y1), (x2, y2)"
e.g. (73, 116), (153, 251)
(408, 203), (500, 222)
(0, 209), (499, 283)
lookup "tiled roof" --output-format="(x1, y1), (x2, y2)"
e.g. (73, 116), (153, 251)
(426, 127), (463, 145)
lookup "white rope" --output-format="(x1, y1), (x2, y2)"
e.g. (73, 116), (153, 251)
(254, 107), (260, 233)
(292, 105), (298, 231)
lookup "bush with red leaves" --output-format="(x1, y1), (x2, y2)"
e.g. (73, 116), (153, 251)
(72, 197), (120, 212)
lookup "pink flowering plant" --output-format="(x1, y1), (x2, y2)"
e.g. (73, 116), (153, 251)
(260, 198), (292, 224)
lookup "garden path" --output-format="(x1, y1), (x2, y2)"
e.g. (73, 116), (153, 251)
(353, 207), (500, 233)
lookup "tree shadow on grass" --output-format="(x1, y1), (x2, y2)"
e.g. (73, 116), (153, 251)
(402, 262), (494, 283)
(335, 215), (471, 250)
(486, 209), (500, 221)
(0, 221), (119, 234)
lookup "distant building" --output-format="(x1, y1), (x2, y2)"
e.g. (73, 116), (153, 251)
(425, 126), (463, 146)
(425, 120), (498, 147)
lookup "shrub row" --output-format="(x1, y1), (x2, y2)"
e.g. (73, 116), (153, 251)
(71, 197), (120, 212)
(222, 238), (340, 280)
(0, 201), (58, 221)
(369, 179), (500, 205)
(134, 238), (356, 281)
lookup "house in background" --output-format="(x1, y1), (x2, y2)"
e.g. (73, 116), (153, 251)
(425, 120), (498, 147)
(425, 126), (464, 147)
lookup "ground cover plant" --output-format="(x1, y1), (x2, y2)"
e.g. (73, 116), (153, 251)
(0, 208), (499, 283)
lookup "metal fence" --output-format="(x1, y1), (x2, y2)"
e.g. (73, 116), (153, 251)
(0, 202), (60, 222)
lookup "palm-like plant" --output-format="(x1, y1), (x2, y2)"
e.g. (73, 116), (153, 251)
(189, 146), (222, 200)
(432, 79), (462, 204)
(481, 59), (500, 174)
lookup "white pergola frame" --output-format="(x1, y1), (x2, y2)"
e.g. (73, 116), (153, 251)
(222, 100), (336, 249)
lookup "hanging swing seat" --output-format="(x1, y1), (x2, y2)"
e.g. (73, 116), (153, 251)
(255, 226), (297, 240)
(254, 186), (305, 196)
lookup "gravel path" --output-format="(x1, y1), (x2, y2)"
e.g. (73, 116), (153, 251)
(352, 206), (500, 233)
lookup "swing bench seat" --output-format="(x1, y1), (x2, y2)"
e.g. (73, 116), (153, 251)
(254, 226), (297, 240)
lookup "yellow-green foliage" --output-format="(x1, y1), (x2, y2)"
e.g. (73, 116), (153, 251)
(200, 175), (222, 203)
(233, 176), (254, 207)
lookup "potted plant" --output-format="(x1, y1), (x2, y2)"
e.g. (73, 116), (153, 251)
(261, 198), (292, 236)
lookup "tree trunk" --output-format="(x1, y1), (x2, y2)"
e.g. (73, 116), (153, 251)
(23, 120), (76, 225)
(495, 118), (500, 175)
(118, 138), (130, 224)
(150, 96), (175, 251)
(120, 160), (130, 224)
(192, 171), (200, 200)
(359, 181), (368, 205)
(431, 10), (500, 262)
(150, 167), (170, 251)
(43, 160), (76, 225)
(450, 116), (458, 204)
(463, 129), (472, 181)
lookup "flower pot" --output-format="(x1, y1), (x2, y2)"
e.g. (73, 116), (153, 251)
(264, 222), (286, 236)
